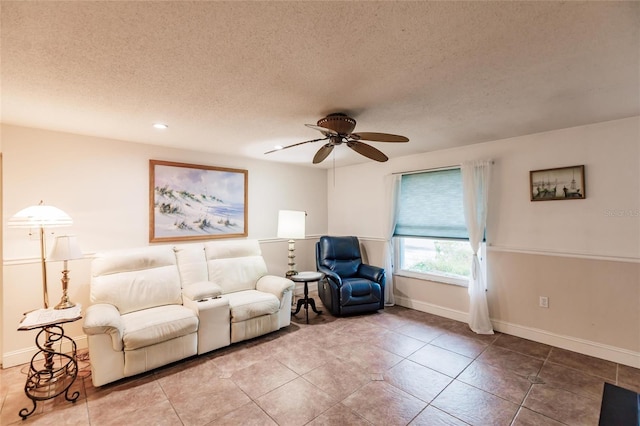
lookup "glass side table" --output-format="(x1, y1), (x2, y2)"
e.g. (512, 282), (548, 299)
(17, 306), (82, 420)
(291, 271), (324, 323)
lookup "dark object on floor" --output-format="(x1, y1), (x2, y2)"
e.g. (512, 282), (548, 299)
(316, 236), (385, 316)
(599, 382), (639, 426)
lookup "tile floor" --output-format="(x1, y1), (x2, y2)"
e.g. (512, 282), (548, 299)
(1, 295), (639, 425)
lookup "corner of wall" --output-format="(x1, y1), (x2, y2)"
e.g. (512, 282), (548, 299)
(1, 152), (4, 366)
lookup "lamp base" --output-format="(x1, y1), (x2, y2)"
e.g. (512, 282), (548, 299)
(285, 239), (298, 279)
(54, 298), (76, 310)
(285, 270), (298, 279)
(54, 269), (75, 310)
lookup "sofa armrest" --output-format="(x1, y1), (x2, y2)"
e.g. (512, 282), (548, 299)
(82, 303), (124, 351)
(358, 264), (385, 284)
(256, 275), (295, 303)
(182, 281), (223, 302)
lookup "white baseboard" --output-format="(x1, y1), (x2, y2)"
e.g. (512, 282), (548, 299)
(395, 295), (640, 369)
(491, 320), (640, 369)
(395, 296), (469, 323)
(2, 335), (88, 369)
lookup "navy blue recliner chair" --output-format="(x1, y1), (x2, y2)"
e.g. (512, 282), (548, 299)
(316, 236), (385, 316)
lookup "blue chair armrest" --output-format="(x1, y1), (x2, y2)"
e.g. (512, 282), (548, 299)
(318, 266), (342, 286)
(358, 264), (385, 284)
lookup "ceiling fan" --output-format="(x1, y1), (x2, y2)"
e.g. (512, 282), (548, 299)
(265, 113), (409, 164)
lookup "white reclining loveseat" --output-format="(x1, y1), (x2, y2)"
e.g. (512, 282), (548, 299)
(82, 239), (294, 387)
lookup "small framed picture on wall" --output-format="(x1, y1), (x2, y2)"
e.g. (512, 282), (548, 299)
(530, 165), (585, 201)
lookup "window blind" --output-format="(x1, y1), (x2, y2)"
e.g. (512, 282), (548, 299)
(394, 168), (469, 239)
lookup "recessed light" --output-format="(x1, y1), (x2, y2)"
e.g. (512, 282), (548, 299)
(153, 123), (168, 129)
(274, 145), (283, 150)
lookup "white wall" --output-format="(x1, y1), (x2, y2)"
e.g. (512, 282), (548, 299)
(1, 124), (327, 367)
(328, 116), (640, 367)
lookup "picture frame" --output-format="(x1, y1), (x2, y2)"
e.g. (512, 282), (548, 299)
(530, 165), (585, 201)
(149, 160), (248, 242)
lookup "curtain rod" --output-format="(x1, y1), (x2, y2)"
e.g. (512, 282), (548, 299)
(392, 160), (495, 176)
(392, 165), (459, 175)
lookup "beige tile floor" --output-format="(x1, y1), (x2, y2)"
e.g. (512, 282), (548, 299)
(1, 295), (639, 425)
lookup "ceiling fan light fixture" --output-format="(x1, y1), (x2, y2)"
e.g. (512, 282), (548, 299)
(317, 113), (356, 134)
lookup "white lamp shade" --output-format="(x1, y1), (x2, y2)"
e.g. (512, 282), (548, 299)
(8, 203), (73, 228)
(48, 235), (83, 261)
(277, 210), (306, 239)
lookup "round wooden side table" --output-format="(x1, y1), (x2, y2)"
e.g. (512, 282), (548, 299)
(290, 271), (324, 323)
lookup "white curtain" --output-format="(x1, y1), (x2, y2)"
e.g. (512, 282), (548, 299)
(461, 160), (494, 334)
(382, 174), (401, 306)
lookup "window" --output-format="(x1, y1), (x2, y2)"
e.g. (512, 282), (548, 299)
(394, 168), (480, 286)
(397, 237), (473, 285)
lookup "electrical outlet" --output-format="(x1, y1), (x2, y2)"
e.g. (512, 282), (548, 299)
(539, 296), (549, 308)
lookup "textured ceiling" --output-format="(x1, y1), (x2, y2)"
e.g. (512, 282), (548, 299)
(1, 1), (638, 168)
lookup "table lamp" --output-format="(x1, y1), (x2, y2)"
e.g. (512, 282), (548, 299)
(277, 210), (306, 278)
(48, 235), (83, 310)
(7, 201), (73, 309)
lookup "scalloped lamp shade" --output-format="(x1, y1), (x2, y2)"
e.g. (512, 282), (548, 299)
(7, 204), (73, 228)
(7, 201), (74, 309)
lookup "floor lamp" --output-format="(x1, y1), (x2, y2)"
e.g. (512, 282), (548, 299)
(277, 210), (306, 278)
(7, 201), (73, 309)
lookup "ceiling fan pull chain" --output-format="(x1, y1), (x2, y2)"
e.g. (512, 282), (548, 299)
(333, 149), (336, 187)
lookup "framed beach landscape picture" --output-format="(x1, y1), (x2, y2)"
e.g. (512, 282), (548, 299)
(149, 160), (248, 242)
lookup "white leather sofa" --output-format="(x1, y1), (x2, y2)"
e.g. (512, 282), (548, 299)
(82, 239), (294, 387)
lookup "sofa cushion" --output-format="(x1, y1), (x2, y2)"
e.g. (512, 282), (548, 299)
(174, 243), (208, 286)
(121, 305), (198, 351)
(208, 257), (268, 294)
(204, 240), (268, 294)
(225, 290), (280, 323)
(204, 239), (262, 259)
(91, 246), (182, 315)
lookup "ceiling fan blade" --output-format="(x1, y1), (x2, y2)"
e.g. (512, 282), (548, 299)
(305, 124), (339, 136)
(350, 132), (409, 143)
(348, 141), (389, 162)
(313, 144), (334, 164)
(264, 137), (328, 154)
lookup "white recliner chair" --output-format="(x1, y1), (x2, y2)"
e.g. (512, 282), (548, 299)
(203, 240), (294, 343)
(83, 246), (199, 387)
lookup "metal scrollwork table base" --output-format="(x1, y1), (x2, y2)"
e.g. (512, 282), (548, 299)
(18, 311), (81, 420)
